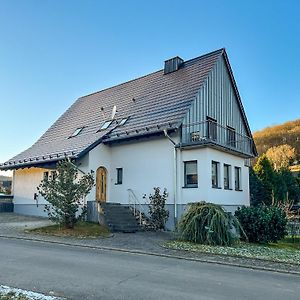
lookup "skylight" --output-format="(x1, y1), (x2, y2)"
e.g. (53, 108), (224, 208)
(99, 120), (113, 131)
(70, 127), (84, 138)
(119, 117), (129, 126)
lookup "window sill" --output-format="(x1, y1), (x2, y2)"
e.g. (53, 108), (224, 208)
(182, 185), (198, 189)
(115, 183), (122, 185)
(224, 188), (233, 191)
(212, 186), (222, 189)
(235, 189), (243, 192)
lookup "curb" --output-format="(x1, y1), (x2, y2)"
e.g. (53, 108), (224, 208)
(0, 234), (299, 276)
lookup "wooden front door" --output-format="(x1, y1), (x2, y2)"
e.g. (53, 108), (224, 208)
(96, 167), (107, 202)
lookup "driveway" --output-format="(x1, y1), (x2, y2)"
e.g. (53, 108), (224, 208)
(0, 237), (299, 300)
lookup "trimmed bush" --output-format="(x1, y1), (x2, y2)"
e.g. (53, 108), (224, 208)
(178, 202), (245, 246)
(235, 205), (287, 243)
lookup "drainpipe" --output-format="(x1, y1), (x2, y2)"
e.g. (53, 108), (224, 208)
(163, 129), (178, 226)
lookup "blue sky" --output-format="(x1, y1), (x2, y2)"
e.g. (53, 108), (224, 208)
(0, 0), (299, 165)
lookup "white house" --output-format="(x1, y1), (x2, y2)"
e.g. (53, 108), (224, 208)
(0, 48), (257, 229)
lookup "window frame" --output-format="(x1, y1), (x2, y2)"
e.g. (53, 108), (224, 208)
(226, 126), (236, 148)
(234, 166), (242, 191)
(69, 127), (84, 138)
(98, 120), (113, 131)
(184, 160), (198, 188)
(206, 116), (217, 141)
(116, 168), (123, 185)
(224, 164), (231, 190)
(119, 117), (129, 126)
(211, 161), (220, 188)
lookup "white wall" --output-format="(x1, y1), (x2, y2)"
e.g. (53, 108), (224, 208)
(13, 168), (47, 205)
(178, 147), (249, 206)
(84, 137), (175, 205)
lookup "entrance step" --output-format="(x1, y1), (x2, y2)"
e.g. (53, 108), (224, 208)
(100, 203), (139, 233)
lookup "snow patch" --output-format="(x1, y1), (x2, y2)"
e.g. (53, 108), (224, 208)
(0, 285), (64, 300)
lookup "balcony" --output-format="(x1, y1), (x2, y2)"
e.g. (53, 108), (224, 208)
(180, 120), (254, 157)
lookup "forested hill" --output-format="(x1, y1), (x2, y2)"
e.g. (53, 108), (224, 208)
(253, 119), (300, 158)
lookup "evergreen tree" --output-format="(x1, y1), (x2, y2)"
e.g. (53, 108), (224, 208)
(37, 159), (94, 228)
(279, 168), (300, 203)
(253, 154), (275, 205)
(249, 168), (267, 206)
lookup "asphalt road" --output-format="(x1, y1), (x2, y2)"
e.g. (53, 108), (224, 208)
(0, 237), (299, 300)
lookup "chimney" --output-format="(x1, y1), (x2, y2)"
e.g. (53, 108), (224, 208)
(164, 56), (184, 74)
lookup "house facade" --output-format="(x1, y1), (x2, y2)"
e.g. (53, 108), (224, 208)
(0, 49), (256, 229)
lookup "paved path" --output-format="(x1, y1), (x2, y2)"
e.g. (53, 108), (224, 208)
(0, 237), (299, 300)
(0, 213), (299, 274)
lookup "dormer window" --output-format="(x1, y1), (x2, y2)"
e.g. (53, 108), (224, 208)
(70, 127), (84, 138)
(99, 120), (112, 131)
(119, 117), (129, 126)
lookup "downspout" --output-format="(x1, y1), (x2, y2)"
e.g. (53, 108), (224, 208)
(163, 129), (178, 226)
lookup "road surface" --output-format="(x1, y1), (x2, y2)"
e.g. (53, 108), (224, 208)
(0, 237), (299, 299)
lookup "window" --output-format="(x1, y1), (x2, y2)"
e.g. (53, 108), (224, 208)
(119, 117), (129, 126)
(43, 172), (49, 181)
(116, 168), (123, 184)
(50, 171), (57, 181)
(224, 164), (231, 190)
(211, 161), (220, 188)
(70, 127), (84, 138)
(99, 120), (113, 131)
(234, 167), (242, 191)
(227, 126), (236, 147)
(206, 116), (217, 140)
(184, 161), (198, 187)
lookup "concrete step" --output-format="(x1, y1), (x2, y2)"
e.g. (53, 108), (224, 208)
(100, 202), (140, 233)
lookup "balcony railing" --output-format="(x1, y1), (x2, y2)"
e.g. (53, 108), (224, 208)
(181, 121), (254, 157)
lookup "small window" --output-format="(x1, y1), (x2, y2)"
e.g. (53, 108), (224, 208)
(224, 164), (231, 190)
(212, 161), (220, 188)
(70, 127), (84, 138)
(116, 168), (123, 184)
(184, 161), (198, 187)
(234, 167), (242, 191)
(99, 120), (113, 131)
(119, 118), (129, 126)
(43, 172), (49, 181)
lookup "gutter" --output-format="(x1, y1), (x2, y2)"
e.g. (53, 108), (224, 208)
(163, 129), (178, 226)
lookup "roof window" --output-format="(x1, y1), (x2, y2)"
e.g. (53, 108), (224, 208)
(69, 127), (84, 138)
(99, 120), (113, 131)
(119, 117), (129, 126)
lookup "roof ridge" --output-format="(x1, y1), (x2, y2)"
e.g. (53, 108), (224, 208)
(79, 48), (225, 99)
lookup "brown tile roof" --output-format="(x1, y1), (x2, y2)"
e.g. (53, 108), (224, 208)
(0, 49), (226, 170)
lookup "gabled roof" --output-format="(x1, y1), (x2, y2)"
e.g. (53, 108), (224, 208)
(0, 48), (253, 170)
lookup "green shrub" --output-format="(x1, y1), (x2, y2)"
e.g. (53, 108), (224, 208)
(148, 187), (169, 230)
(235, 205), (287, 243)
(178, 202), (245, 246)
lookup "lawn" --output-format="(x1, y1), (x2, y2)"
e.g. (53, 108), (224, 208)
(29, 221), (111, 238)
(164, 237), (300, 264)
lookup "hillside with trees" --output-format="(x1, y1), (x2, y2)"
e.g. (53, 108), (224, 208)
(253, 118), (300, 161)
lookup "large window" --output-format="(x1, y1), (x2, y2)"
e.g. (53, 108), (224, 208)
(227, 126), (236, 148)
(211, 161), (220, 188)
(206, 116), (217, 141)
(184, 161), (198, 187)
(116, 168), (123, 185)
(224, 164), (231, 190)
(234, 167), (242, 191)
